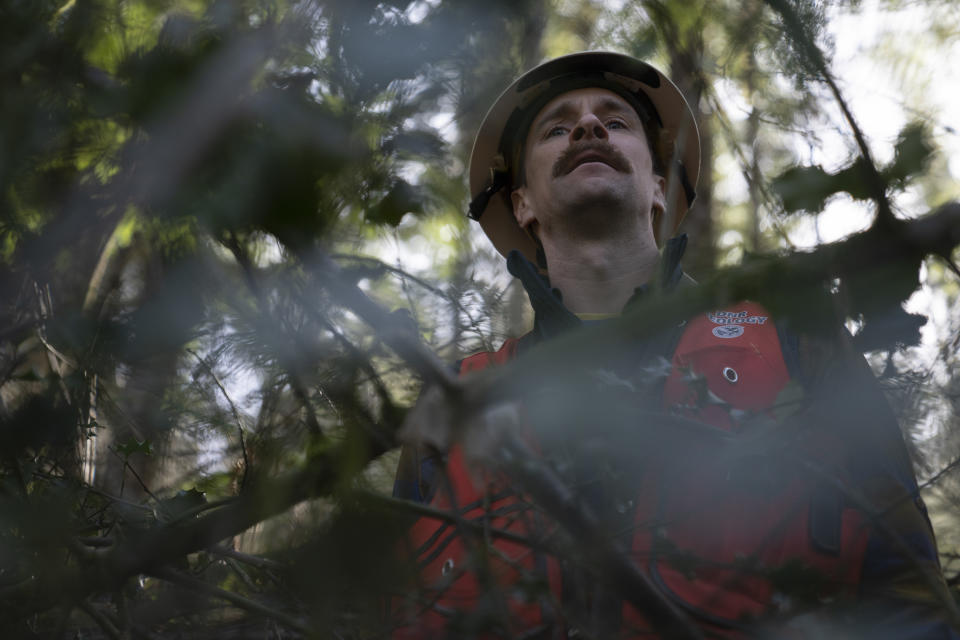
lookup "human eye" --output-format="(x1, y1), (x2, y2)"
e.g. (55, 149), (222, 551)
(545, 125), (568, 138)
(606, 118), (627, 130)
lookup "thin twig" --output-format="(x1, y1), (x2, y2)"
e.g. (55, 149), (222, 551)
(224, 232), (324, 437)
(187, 348), (250, 491)
(78, 600), (122, 640)
(705, 91), (796, 249)
(161, 496), (238, 526)
(498, 432), (703, 640)
(209, 545), (284, 572)
(331, 252), (495, 353)
(355, 490), (543, 549)
(292, 291), (401, 449)
(150, 567), (309, 634)
(940, 255), (960, 280)
(225, 557), (260, 593)
(109, 447), (161, 504)
(795, 454), (960, 628)
(309, 249), (460, 395)
(916, 455), (960, 496)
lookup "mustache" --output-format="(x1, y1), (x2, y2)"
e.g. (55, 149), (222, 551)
(551, 140), (631, 178)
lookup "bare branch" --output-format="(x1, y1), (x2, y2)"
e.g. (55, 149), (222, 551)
(78, 601), (122, 640)
(208, 545), (284, 573)
(486, 202), (960, 404)
(3, 437), (388, 616)
(150, 568), (309, 634)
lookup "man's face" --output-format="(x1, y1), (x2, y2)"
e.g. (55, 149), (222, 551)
(510, 87), (665, 241)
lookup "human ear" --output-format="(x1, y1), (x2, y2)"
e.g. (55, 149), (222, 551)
(511, 187), (536, 230)
(652, 174), (667, 217)
(650, 174), (668, 244)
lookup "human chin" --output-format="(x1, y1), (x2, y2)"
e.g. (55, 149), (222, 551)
(559, 165), (631, 195)
(558, 176), (634, 211)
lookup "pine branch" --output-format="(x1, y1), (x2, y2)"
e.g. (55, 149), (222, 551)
(224, 232), (324, 437)
(309, 249), (461, 395)
(187, 348), (251, 491)
(78, 601), (122, 640)
(485, 202), (960, 401)
(763, 0), (894, 224)
(0, 437), (385, 617)
(499, 432), (703, 640)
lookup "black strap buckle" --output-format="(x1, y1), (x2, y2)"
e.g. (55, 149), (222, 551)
(467, 171), (509, 221)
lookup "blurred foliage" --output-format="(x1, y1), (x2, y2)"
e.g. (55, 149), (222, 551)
(0, 0), (958, 637)
(772, 123), (934, 213)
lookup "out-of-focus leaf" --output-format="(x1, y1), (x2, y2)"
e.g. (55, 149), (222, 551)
(115, 439), (153, 458)
(830, 158), (873, 201)
(774, 123), (934, 215)
(773, 158), (874, 213)
(884, 122), (933, 185)
(852, 308), (927, 352)
(771, 165), (836, 213)
(367, 180), (422, 226)
(383, 129), (445, 159)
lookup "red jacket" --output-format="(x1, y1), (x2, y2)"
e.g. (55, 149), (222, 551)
(392, 240), (954, 638)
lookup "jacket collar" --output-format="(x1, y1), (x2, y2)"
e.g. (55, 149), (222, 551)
(506, 235), (688, 341)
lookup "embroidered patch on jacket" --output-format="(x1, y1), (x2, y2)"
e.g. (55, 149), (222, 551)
(712, 325), (745, 339)
(707, 310), (769, 325)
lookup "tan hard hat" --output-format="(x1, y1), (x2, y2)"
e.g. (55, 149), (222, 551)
(467, 51), (700, 263)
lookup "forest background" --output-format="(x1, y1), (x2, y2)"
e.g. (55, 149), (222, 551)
(2, 0), (960, 637)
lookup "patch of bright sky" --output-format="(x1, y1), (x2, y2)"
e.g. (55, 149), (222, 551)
(404, 0), (441, 24)
(718, 0), (960, 248)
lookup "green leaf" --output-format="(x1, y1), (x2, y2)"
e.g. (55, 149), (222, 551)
(884, 122), (933, 185)
(114, 439), (153, 459)
(771, 165), (836, 213)
(852, 308), (927, 352)
(367, 180), (422, 226)
(830, 158), (873, 201)
(384, 129), (445, 159)
(772, 158), (875, 213)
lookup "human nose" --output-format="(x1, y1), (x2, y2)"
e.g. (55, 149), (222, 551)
(570, 112), (608, 142)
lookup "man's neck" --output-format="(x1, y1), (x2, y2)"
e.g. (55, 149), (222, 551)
(540, 230), (660, 314)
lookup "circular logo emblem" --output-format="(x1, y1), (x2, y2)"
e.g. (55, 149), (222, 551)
(712, 324), (744, 339)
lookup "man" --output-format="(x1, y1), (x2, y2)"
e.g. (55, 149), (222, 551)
(392, 51), (955, 638)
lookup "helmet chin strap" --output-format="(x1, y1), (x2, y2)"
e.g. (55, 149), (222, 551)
(468, 171), (509, 221)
